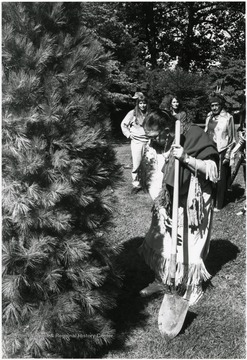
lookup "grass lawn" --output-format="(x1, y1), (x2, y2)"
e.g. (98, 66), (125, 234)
(100, 141), (246, 359)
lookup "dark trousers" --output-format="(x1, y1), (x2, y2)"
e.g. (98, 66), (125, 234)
(216, 150), (231, 209)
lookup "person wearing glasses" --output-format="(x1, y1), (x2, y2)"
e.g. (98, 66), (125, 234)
(139, 109), (219, 306)
(140, 111), (175, 200)
(204, 93), (236, 212)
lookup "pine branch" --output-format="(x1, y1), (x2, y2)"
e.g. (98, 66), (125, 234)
(2, 3), (123, 357)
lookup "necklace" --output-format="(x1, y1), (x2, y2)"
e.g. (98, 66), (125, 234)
(164, 136), (169, 152)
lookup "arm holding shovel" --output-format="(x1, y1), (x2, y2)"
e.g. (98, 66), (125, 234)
(158, 125), (218, 339)
(138, 110), (219, 338)
(157, 118), (190, 340)
(172, 144), (218, 182)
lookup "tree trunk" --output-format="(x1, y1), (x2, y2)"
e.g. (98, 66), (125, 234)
(179, 2), (195, 71)
(144, 2), (157, 68)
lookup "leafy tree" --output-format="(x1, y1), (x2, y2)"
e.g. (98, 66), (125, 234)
(79, 2), (138, 90)
(117, 2), (245, 71)
(109, 1), (245, 126)
(207, 56), (246, 111)
(173, 2), (245, 71)
(80, 2), (135, 65)
(78, 2), (142, 136)
(117, 2), (162, 68)
(147, 68), (209, 122)
(2, 2), (122, 358)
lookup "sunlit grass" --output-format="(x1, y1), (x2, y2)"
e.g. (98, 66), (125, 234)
(102, 142), (246, 359)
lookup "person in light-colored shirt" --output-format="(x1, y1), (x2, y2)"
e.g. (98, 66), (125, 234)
(121, 92), (149, 193)
(205, 94), (236, 211)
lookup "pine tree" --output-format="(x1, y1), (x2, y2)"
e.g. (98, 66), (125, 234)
(2, 3), (122, 358)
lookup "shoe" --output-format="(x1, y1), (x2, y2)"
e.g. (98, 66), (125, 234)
(236, 206), (246, 216)
(131, 187), (141, 194)
(140, 280), (165, 297)
(183, 285), (203, 306)
(213, 207), (220, 212)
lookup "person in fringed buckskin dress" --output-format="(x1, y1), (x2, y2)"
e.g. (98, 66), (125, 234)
(139, 109), (219, 306)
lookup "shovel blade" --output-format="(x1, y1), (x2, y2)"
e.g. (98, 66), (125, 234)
(158, 293), (189, 339)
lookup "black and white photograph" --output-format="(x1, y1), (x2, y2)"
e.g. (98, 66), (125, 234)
(2, 1), (246, 358)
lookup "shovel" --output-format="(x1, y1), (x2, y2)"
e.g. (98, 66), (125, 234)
(158, 118), (189, 339)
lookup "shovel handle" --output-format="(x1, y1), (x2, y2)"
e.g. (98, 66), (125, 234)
(170, 119), (181, 280)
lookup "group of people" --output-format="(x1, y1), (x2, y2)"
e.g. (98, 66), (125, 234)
(120, 91), (244, 306)
(121, 92), (237, 210)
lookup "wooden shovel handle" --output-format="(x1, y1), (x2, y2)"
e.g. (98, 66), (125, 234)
(170, 119), (180, 280)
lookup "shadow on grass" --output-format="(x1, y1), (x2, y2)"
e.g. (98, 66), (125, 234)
(205, 238), (240, 278)
(180, 311), (198, 335)
(97, 238), (240, 357)
(97, 236), (156, 356)
(170, 239), (240, 336)
(226, 183), (245, 205)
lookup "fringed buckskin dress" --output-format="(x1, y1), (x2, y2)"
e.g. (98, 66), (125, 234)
(139, 124), (219, 290)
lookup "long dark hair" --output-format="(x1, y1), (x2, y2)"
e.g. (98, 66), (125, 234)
(159, 94), (184, 114)
(134, 94), (149, 125)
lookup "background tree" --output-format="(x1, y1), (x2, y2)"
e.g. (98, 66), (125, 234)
(78, 2), (143, 137)
(2, 2), (122, 358)
(118, 2), (245, 71)
(207, 56), (246, 111)
(108, 2), (245, 128)
(56, 2), (245, 135)
(147, 68), (210, 122)
(79, 2), (140, 95)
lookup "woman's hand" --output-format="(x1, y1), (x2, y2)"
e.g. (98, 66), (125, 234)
(171, 144), (186, 162)
(163, 149), (171, 160)
(159, 207), (172, 227)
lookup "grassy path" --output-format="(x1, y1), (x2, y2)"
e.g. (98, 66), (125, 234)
(104, 142), (246, 359)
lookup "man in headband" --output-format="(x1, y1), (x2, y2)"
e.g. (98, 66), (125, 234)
(204, 93), (236, 211)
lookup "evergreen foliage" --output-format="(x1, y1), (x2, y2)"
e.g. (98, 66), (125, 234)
(2, 3), (122, 358)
